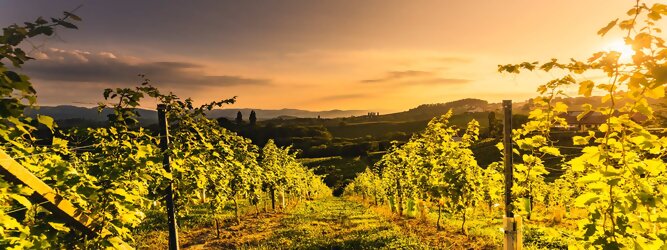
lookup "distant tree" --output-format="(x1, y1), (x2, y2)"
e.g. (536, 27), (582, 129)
(657, 96), (667, 127)
(236, 111), (243, 125)
(249, 110), (257, 126)
(521, 99), (533, 112)
(488, 112), (496, 133)
(217, 117), (234, 130)
(487, 112), (501, 138)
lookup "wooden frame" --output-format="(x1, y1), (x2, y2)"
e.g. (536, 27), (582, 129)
(0, 149), (131, 249)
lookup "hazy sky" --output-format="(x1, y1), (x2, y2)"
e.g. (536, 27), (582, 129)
(1, 0), (646, 112)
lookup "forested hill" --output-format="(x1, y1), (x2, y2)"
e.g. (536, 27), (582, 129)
(23, 105), (158, 127)
(24, 96), (641, 128)
(23, 105), (367, 126)
(24, 99), (496, 127)
(206, 108), (368, 120)
(372, 98), (500, 122)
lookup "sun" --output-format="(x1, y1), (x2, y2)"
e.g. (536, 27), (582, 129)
(604, 39), (635, 62)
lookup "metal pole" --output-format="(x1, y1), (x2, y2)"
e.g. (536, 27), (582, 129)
(158, 104), (179, 250)
(503, 100), (513, 218)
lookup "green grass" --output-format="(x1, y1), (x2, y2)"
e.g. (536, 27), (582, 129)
(301, 156), (372, 196)
(347, 196), (580, 250)
(251, 197), (428, 249)
(137, 198), (429, 249)
(135, 196), (574, 249)
(298, 156), (343, 165)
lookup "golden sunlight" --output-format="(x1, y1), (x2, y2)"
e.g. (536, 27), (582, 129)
(5, 1), (667, 249)
(604, 39), (635, 62)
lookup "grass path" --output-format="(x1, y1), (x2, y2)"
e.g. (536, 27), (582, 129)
(178, 197), (428, 249)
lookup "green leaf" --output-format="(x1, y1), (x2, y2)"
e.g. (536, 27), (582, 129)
(539, 146), (561, 156)
(28, 26), (53, 37)
(553, 102), (568, 113)
(103, 88), (113, 99)
(52, 137), (68, 147)
(4, 71), (22, 82)
(522, 197), (531, 214)
(10, 194), (32, 209)
(597, 18), (618, 36)
(37, 115), (55, 131)
(578, 80), (595, 97)
(573, 136), (589, 145)
(648, 11), (662, 21)
(577, 172), (602, 184)
(645, 85), (665, 99)
(56, 20), (77, 29)
(575, 192), (600, 207)
(35, 17), (47, 25)
(48, 222), (71, 232)
(599, 123), (608, 133)
(63, 11), (82, 21)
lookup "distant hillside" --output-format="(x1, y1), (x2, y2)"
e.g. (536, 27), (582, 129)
(259, 98), (527, 127)
(24, 96), (641, 128)
(23, 105), (369, 126)
(206, 108), (368, 120)
(24, 105), (158, 125)
(342, 95), (663, 124)
(379, 98), (501, 121)
(326, 112), (494, 139)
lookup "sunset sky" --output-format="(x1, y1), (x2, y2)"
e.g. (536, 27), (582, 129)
(1, 0), (646, 112)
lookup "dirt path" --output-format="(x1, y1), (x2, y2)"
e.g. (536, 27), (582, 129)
(180, 197), (427, 249)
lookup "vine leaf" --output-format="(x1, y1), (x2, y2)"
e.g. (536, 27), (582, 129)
(10, 194), (32, 209)
(48, 222), (71, 233)
(579, 80), (595, 97)
(4, 71), (21, 82)
(575, 192), (600, 207)
(598, 18), (618, 36)
(37, 115), (55, 131)
(645, 85), (665, 99)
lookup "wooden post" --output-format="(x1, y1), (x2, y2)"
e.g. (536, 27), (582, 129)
(0, 149), (131, 249)
(502, 100), (521, 249)
(158, 104), (180, 250)
(0, 149), (95, 235)
(503, 100), (514, 219)
(503, 216), (523, 250)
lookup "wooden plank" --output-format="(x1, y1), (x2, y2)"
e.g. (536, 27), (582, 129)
(503, 216), (516, 250)
(0, 149), (97, 235)
(0, 149), (132, 249)
(515, 216), (523, 250)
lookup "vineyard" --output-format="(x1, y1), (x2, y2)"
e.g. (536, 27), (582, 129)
(0, 15), (331, 249)
(345, 1), (667, 249)
(2, 1), (667, 249)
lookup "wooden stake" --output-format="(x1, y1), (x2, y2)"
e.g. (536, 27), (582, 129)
(0, 149), (131, 249)
(158, 104), (180, 250)
(503, 100), (514, 218)
(503, 100), (522, 249)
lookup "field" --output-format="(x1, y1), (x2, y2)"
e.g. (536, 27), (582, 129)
(135, 196), (582, 249)
(135, 197), (501, 249)
(4, 1), (667, 249)
(136, 198), (428, 249)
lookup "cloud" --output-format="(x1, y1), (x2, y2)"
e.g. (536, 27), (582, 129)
(409, 78), (472, 85)
(317, 93), (370, 101)
(361, 70), (432, 83)
(23, 48), (271, 88)
(431, 56), (472, 64)
(360, 70), (471, 86)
